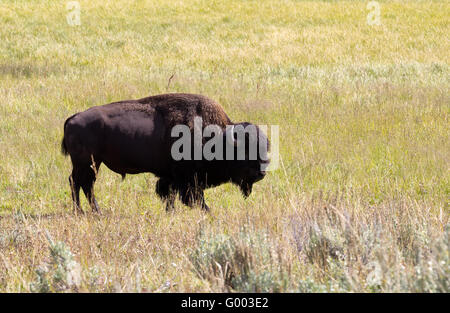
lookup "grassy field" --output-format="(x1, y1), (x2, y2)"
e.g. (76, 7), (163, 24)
(0, 0), (448, 292)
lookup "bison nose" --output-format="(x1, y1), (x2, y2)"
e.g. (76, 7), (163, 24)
(260, 162), (269, 175)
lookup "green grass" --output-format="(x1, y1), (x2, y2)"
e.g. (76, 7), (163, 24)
(0, 0), (448, 292)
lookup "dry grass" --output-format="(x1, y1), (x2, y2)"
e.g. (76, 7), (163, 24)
(0, 0), (449, 292)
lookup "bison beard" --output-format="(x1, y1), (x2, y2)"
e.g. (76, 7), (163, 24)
(61, 93), (269, 213)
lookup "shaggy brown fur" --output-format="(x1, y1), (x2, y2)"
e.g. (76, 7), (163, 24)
(124, 93), (230, 129)
(61, 93), (268, 213)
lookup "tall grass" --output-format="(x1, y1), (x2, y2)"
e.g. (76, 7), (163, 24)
(0, 0), (448, 292)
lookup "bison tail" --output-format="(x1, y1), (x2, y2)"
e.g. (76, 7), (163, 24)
(61, 137), (69, 156)
(61, 113), (77, 156)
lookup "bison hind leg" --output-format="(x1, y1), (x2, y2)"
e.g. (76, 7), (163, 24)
(156, 178), (176, 212)
(69, 174), (83, 214)
(155, 177), (171, 198)
(71, 159), (102, 214)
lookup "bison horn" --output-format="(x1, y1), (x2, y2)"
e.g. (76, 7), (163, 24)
(226, 125), (237, 146)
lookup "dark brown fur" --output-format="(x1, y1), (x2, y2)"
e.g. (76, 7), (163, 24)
(61, 93), (268, 213)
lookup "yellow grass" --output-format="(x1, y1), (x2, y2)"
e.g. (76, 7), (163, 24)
(0, 0), (448, 292)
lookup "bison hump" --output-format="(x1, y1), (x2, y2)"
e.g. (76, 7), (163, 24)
(150, 93), (231, 129)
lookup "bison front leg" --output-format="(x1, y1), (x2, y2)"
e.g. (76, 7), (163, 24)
(156, 178), (176, 212)
(201, 199), (210, 212)
(179, 185), (209, 212)
(166, 194), (176, 212)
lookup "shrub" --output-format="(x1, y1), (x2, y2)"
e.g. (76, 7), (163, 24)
(30, 232), (81, 292)
(190, 229), (291, 292)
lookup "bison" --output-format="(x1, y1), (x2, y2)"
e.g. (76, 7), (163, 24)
(61, 93), (269, 213)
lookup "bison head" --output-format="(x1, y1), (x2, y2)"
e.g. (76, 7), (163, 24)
(224, 122), (270, 197)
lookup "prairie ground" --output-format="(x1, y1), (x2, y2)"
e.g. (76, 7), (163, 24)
(0, 0), (448, 292)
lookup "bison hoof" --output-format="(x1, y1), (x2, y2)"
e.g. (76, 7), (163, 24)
(73, 208), (85, 216)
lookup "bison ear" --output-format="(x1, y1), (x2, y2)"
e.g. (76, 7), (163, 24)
(239, 182), (253, 198)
